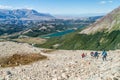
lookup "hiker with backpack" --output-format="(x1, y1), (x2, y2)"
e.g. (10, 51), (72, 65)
(90, 52), (94, 57)
(94, 51), (99, 59)
(102, 50), (107, 61)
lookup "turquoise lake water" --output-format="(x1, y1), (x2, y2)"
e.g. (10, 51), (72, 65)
(40, 29), (75, 38)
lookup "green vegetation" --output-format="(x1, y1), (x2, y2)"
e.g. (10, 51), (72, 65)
(0, 24), (26, 36)
(23, 17), (100, 37)
(36, 30), (120, 50)
(24, 24), (85, 37)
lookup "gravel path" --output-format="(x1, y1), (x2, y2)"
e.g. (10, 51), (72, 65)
(0, 42), (120, 80)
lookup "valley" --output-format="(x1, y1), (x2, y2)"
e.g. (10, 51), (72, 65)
(40, 6), (120, 50)
(0, 2), (119, 80)
(0, 9), (102, 38)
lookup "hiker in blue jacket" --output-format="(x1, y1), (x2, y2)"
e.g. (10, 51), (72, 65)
(102, 50), (107, 61)
(94, 51), (99, 59)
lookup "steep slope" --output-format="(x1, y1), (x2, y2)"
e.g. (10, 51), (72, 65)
(0, 9), (55, 20)
(80, 6), (120, 34)
(0, 42), (119, 80)
(39, 6), (120, 50)
(38, 30), (120, 50)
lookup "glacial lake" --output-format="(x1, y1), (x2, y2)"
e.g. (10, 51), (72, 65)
(40, 29), (75, 38)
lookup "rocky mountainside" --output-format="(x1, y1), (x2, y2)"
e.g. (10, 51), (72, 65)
(0, 42), (119, 80)
(0, 9), (55, 20)
(80, 6), (120, 34)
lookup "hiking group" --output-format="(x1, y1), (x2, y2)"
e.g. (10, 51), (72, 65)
(81, 50), (108, 61)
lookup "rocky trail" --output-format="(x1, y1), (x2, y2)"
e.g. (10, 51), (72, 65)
(0, 42), (119, 80)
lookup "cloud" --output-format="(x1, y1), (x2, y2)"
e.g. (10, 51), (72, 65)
(100, 1), (107, 4)
(0, 5), (12, 9)
(108, 0), (113, 3)
(24, 6), (34, 9)
(0, 5), (34, 10)
(100, 0), (113, 4)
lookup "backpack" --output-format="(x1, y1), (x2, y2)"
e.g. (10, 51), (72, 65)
(103, 51), (107, 56)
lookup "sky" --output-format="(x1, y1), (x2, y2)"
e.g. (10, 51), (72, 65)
(0, 0), (120, 16)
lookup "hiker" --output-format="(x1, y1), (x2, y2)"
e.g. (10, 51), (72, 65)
(102, 50), (107, 61)
(90, 52), (94, 57)
(81, 53), (85, 58)
(94, 51), (99, 59)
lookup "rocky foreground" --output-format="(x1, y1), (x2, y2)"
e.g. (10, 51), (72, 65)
(0, 41), (120, 80)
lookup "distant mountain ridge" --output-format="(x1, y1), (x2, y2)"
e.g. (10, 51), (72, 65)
(80, 6), (120, 34)
(0, 9), (55, 20)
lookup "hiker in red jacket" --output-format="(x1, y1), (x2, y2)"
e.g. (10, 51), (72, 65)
(81, 53), (85, 58)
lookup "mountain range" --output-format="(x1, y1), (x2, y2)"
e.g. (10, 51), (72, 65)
(0, 9), (55, 20)
(0, 8), (102, 37)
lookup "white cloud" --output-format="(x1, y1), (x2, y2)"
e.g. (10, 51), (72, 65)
(0, 5), (12, 9)
(24, 6), (34, 9)
(0, 5), (34, 10)
(108, 0), (113, 3)
(100, 1), (107, 4)
(100, 0), (113, 4)
(12, 6), (35, 10)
